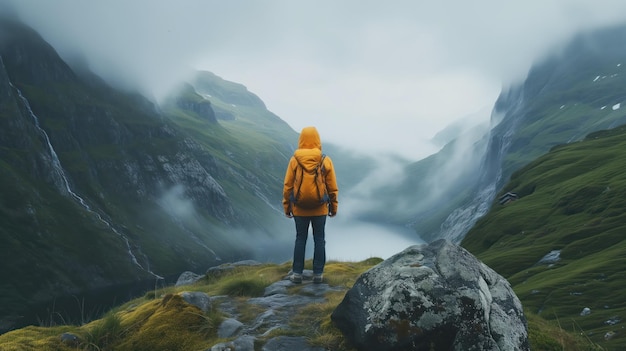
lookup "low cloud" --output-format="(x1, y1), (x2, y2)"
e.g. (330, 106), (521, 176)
(4, 1), (626, 159)
(158, 184), (196, 219)
(4, 0), (626, 260)
(326, 220), (424, 261)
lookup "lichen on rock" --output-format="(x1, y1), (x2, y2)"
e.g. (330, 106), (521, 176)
(331, 239), (530, 351)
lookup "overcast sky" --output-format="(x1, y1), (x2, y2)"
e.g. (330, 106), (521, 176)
(5, 0), (626, 160)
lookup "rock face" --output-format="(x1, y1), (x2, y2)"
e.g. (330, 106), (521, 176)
(331, 240), (529, 351)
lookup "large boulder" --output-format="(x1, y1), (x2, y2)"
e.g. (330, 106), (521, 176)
(331, 239), (529, 351)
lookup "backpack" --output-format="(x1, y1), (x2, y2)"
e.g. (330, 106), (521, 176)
(290, 155), (330, 209)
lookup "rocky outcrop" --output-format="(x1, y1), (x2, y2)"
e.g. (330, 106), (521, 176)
(171, 83), (218, 122)
(192, 71), (267, 109)
(331, 240), (529, 351)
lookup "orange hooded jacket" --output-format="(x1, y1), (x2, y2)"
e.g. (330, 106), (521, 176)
(283, 126), (338, 217)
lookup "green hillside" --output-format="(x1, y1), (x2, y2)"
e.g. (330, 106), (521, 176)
(462, 125), (626, 350)
(370, 25), (626, 242)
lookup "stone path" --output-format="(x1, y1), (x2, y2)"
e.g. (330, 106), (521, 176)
(180, 270), (343, 351)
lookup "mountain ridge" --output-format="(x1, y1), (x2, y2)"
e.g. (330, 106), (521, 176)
(2, 14), (626, 350)
(0, 17), (376, 333)
(363, 23), (626, 244)
(0, 18), (300, 332)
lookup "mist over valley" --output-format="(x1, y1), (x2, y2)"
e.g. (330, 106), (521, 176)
(1, 3), (626, 348)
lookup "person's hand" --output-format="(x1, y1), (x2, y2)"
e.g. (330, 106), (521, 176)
(328, 212), (336, 217)
(285, 212), (293, 218)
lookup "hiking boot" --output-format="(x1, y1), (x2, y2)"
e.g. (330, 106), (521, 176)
(313, 274), (323, 284)
(290, 273), (302, 284)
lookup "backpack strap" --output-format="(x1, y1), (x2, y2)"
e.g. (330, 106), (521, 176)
(316, 155), (329, 203)
(292, 158), (306, 203)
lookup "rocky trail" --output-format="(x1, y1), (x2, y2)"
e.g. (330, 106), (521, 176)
(177, 266), (341, 351)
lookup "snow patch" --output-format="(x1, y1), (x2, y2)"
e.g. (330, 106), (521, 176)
(593, 75), (600, 82)
(612, 103), (621, 110)
(601, 106), (607, 110)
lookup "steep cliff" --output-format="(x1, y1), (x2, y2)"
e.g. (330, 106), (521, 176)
(0, 18), (297, 332)
(437, 24), (626, 243)
(365, 24), (626, 244)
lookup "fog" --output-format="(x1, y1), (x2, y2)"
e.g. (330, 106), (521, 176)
(4, 0), (626, 160)
(4, 0), (626, 262)
(325, 157), (426, 260)
(250, 217), (423, 263)
(326, 219), (424, 262)
(248, 219), (422, 263)
(155, 178), (424, 263)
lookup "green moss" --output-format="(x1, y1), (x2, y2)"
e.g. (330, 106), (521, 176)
(113, 294), (214, 351)
(218, 277), (266, 297)
(0, 326), (77, 351)
(526, 312), (603, 351)
(80, 311), (123, 349)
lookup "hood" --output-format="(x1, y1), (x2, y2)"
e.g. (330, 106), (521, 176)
(298, 126), (322, 150)
(294, 126), (323, 172)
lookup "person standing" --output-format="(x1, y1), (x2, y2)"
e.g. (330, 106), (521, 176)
(283, 126), (338, 284)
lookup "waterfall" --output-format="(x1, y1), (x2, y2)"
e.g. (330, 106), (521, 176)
(439, 90), (526, 243)
(9, 81), (163, 280)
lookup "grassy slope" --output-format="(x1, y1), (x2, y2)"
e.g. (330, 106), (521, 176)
(164, 74), (297, 228)
(503, 69), (626, 183)
(463, 125), (626, 350)
(0, 258), (600, 351)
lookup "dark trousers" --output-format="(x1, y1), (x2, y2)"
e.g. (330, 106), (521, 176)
(292, 215), (326, 275)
